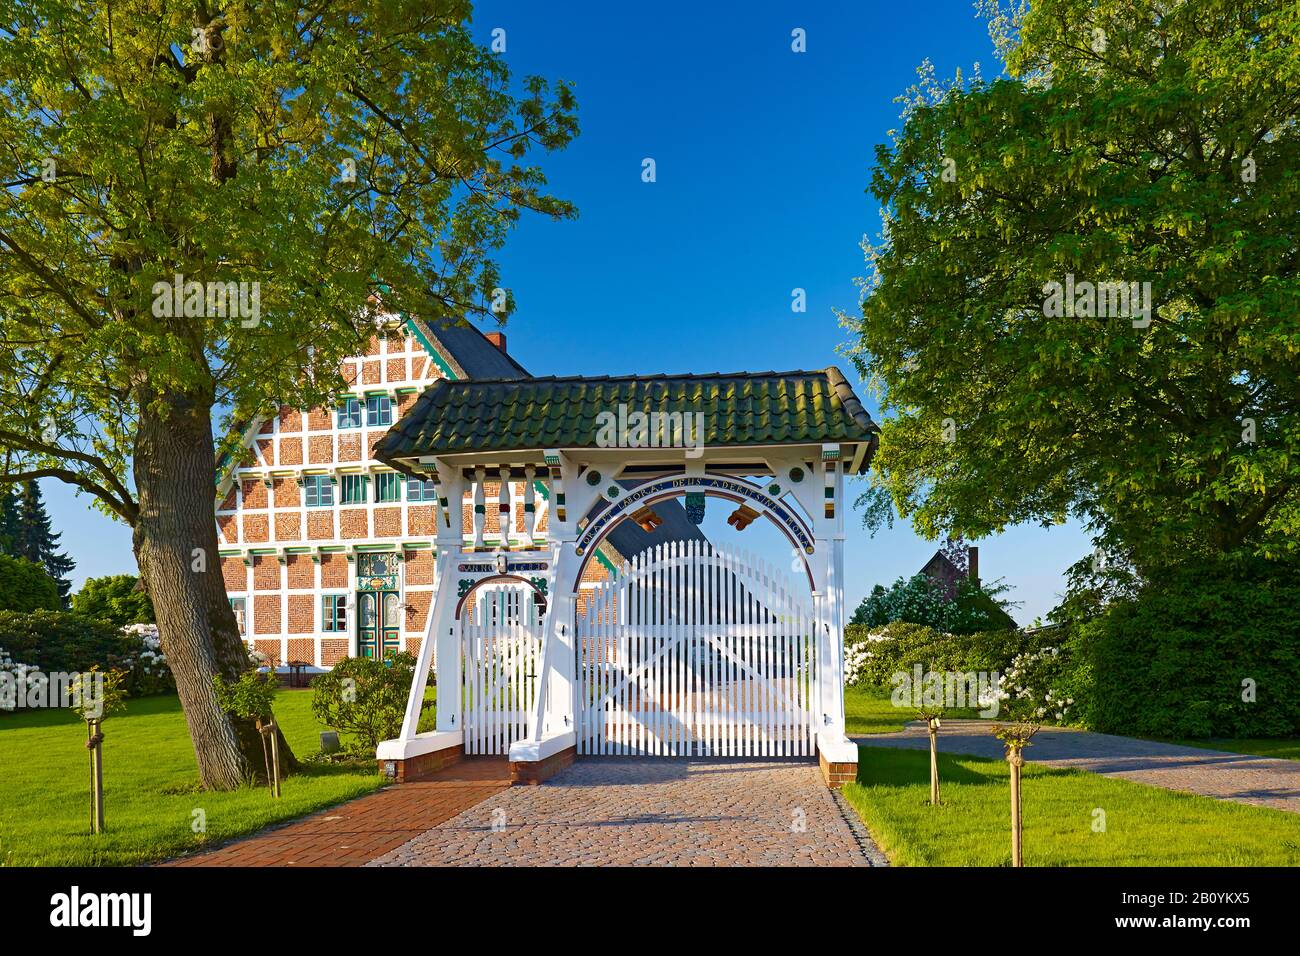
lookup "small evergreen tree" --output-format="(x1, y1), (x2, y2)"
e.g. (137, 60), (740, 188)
(11, 482), (74, 605)
(0, 487), (20, 556)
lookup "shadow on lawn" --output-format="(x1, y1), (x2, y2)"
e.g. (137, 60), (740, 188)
(1, 693), (189, 731)
(856, 749), (998, 788)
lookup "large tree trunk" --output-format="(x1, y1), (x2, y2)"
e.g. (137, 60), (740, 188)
(133, 387), (297, 791)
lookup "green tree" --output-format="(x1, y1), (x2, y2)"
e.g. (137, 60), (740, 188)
(847, 0), (1300, 575)
(851, 573), (1017, 633)
(71, 574), (155, 630)
(0, 2), (576, 789)
(0, 553), (61, 613)
(0, 486), (19, 555)
(12, 481), (74, 604)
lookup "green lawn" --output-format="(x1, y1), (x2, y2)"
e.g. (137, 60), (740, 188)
(0, 690), (384, 867)
(1171, 738), (1300, 762)
(843, 745), (1300, 866)
(845, 684), (988, 735)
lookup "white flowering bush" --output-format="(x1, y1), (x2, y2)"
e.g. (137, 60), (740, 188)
(844, 641), (871, 687)
(121, 623), (173, 697)
(843, 628), (890, 687)
(0, 613), (174, 710)
(995, 646), (1074, 724)
(0, 645), (42, 711)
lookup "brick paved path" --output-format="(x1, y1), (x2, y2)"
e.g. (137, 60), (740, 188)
(370, 759), (885, 867)
(167, 758), (511, 867)
(856, 721), (1300, 813)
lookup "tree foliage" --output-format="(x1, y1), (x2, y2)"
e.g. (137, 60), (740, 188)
(70, 574), (155, 629)
(0, 1), (577, 788)
(0, 552), (60, 612)
(9, 481), (74, 602)
(0, 0), (577, 522)
(847, 0), (1300, 573)
(851, 572), (1018, 633)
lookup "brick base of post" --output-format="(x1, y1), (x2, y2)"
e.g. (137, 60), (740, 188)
(510, 745), (577, 785)
(379, 743), (463, 783)
(819, 750), (858, 789)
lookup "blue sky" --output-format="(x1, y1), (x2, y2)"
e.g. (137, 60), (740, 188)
(45, 0), (1091, 624)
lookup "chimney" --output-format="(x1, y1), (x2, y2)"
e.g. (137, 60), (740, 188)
(485, 331), (507, 354)
(968, 546), (979, 586)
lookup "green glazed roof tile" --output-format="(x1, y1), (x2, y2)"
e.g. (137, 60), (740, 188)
(376, 367), (878, 471)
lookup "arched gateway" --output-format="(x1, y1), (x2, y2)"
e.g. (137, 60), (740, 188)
(372, 368), (878, 787)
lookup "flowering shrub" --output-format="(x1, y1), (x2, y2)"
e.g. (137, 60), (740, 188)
(121, 623), (174, 697)
(844, 628), (891, 687)
(844, 641), (871, 687)
(0, 612), (174, 708)
(993, 646), (1074, 724)
(0, 645), (41, 711)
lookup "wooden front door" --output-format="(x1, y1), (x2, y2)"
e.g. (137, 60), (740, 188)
(357, 590), (401, 659)
(358, 591), (379, 658)
(356, 551), (402, 660)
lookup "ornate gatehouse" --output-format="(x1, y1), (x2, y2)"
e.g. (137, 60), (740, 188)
(373, 369), (879, 788)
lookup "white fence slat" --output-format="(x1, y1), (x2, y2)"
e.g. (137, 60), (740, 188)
(574, 538), (817, 758)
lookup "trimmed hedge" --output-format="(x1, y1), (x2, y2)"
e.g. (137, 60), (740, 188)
(1079, 558), (1300, 739)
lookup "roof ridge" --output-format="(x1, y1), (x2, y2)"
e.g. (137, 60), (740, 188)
(430, 369), (836, 387)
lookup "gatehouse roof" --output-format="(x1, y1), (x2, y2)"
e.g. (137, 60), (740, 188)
(375, 367), (879, 472)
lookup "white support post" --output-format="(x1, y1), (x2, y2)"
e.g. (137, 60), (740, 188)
(497, 466), (511, 549)
(825, 472), (847, 734)
(510, 452), (581, 763)
(397, 548), (458, 740)
(394, 464), (465, 742)
(812, 447), (854, 779)
(523, 465), (537, 544)
(471, 467), (486, 549)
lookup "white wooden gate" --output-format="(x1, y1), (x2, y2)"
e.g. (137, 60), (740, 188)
(578, 541), (820, 757)
(461, 583), (543, 755)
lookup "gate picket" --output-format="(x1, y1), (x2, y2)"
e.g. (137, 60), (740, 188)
(576, 541), (819, 757)
(460, 583), (543, 755)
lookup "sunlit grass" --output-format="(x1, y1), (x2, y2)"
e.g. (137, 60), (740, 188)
(0, 691), (383, 866)
(845, 684), (987, 735)
(843, 745), (1300, 867)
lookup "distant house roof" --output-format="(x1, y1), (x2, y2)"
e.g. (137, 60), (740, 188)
(375, 367), (879, 468)
(921, 551), (964, 583)
(411, 319), (530, 381)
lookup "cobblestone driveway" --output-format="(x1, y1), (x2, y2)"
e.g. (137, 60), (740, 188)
(370, 759), (885, 867)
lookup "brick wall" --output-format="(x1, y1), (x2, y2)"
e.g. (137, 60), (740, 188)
(320, 554), (348, 588)
(287, 595), (314, 633)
